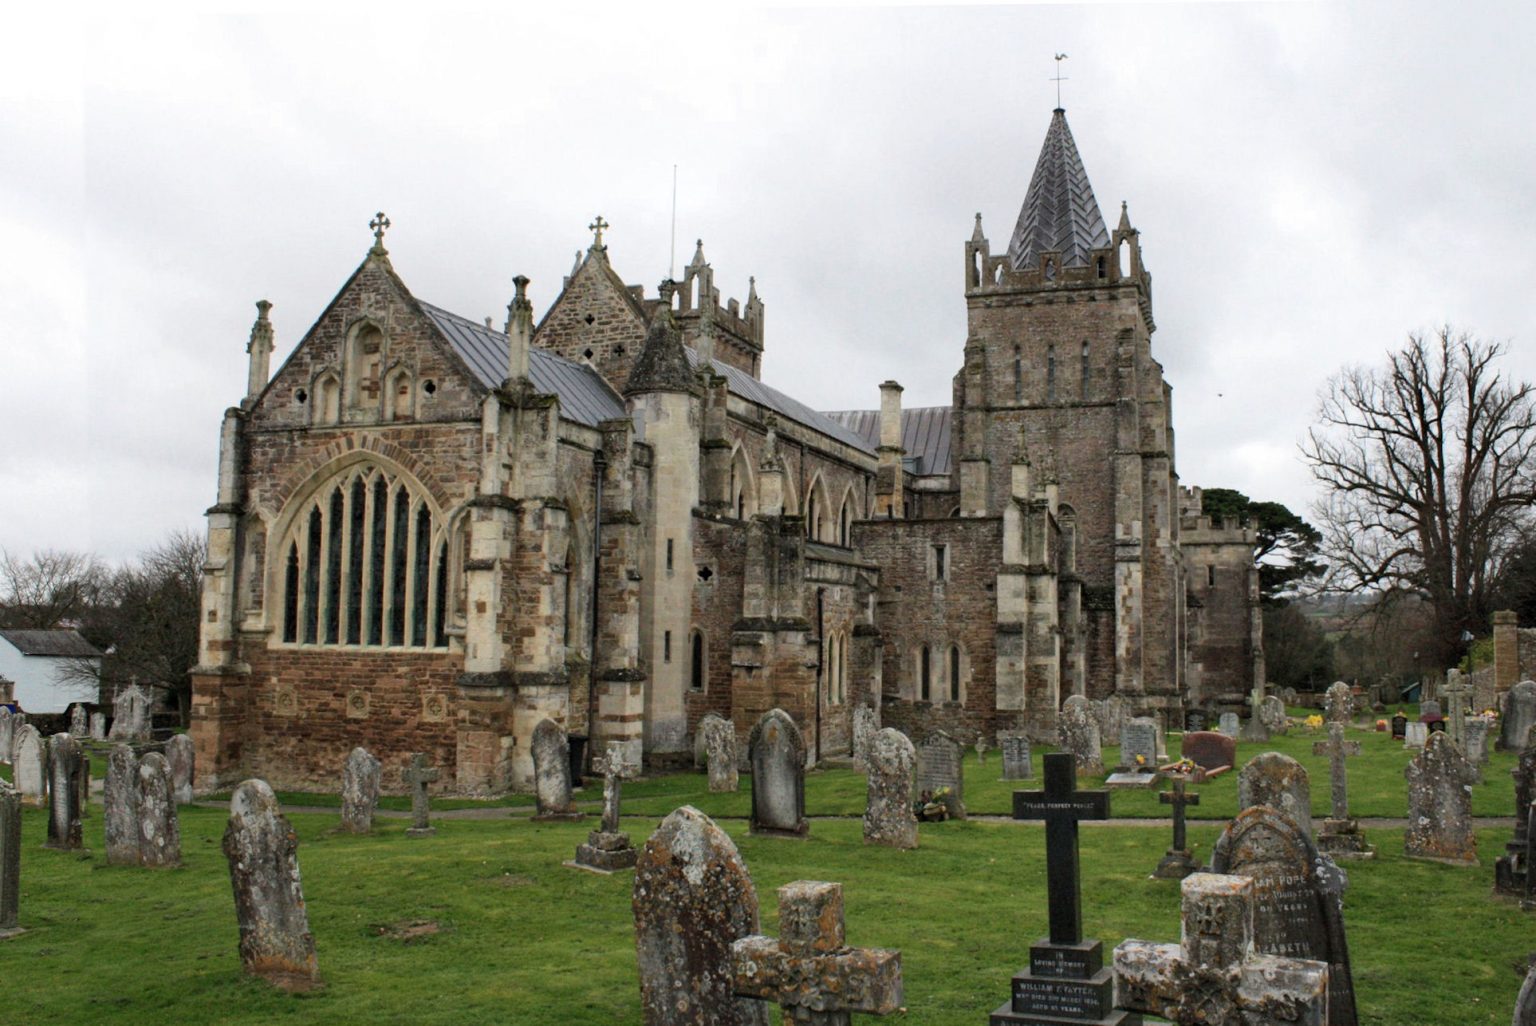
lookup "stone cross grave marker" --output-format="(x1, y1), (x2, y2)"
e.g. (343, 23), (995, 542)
(915, 731), (965, 819)
(574, 742), (638, 872)
(1238, 751), (1313, 839)
(1059, 696), (1105, 777)
(44, 733), (83, 851)
(705, 716), (739, 793)
(1151, 778), (1201, 880)
(633, 805), (769, 1026)
(223, 779), (319, 989)
(1211, 805), (1358, 1026)
(748, 708), (808, 837)
(863, 728), (918, 850)
(403, 753), (439, 838)
(1503, 681), (1536, 752)
(993, 752), (1123, 1025)
(1325, 682), (1353, 724)
(532, 719), (584, 821)
(0, 780), (21, 939)
(1312, 723), (1373, 859)
(999, 731), (1032, 780)
(1113, 872), (1328, 1026)
(1497, 747), (1536, 895)
(1242, 684), (1270, 741)
(137, 752), (181, 868)
(1404, 731), (1478, 865)
(13, 724), (46, 805)
(340, 747), (382, 834)
(732, 880), (904, 1025)
(165, 734), (195, 804)
(105, 745), (141, 865)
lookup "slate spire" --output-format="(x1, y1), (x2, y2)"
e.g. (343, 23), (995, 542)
(1007, 109), (1110, 271)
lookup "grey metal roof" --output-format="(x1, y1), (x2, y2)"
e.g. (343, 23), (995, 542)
(419, 301), (627, 429)
(687, 350), (875, 455)
(821, 406), (953, 476)
(1008, 109), (1111, 271)
(0, 629), (103, 659)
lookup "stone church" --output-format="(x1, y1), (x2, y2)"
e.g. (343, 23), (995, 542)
(190, 108), (1262, 793)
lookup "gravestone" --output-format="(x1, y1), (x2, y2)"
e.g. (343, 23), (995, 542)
(1242, 686), (1270, 742)
(69, 704), (87, 737)
(137, 752), (181, 868)
(1119, 718), (1158, 772)
(12, 725), (46, 804)
(1154, 720), (1168, 761)
(77, 750), (90, 820)
(222, 779), (320, 989)
(1502, 681), (1536, 751)
(1094, 695), (1127, 748)
(704, 717), (739, 793)
(1151, 778), (1200, 880)
(915, 731), (965, 819)
(863, 728), (918, 849)
(105, 745), (141, 865)
(1466, 717), (1491, 765)
(852, 704), (879, 773)
(1211, 805), (1358, 1026)
(403, 753), (439, 838)
(89, 711), (106, 740)
(1281, 686), (1298, 704)
(1404, 731), (1478, 865)
(164, 733), (195, 804)
(1113, 872), (1328, 1026)
(1390, 713), (1408, 740)
(733, 880), (903, 1024)
(1518, 961), (1536, 1026)
(1444, 673), (1470, 749)
(999, 731), (1032, 780)
(532, 719), (584, 821)
(748, 708), (808, 837)
(1312, 723), (1373, 859)
(995, 752), (1122, 1025)
(1184, 710), (1207, 732)
(1059, 697), (1105, 777)
(1403, 722), (1428, 749)
(696, 712), (730, 769)
(1260, 695), (1288, 735)
(976, 737), (989, 766)
(574, 742), (638, 872)
(0, 781), (21, 938)
(1496, 747), (1536, 895)
(1237, 751), (1313, 839)
(339, 747), (381, 834)
(108, 683), (152, 743)
(0, 708), (12, 764)
(633, 806), (769, 1026)
(1419, 699), (1443, 720)
(44, 733), (84, 850)
(1217, 712), (1240, 738)
(1180, 731), (1236, 773)
(1324, 682), (1353, 724)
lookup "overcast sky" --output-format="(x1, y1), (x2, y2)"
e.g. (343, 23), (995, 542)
(3, 0), (1533, 564)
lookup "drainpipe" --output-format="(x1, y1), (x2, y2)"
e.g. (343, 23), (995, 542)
(585, 446), (606, 774)
(815, 586), (825, 764)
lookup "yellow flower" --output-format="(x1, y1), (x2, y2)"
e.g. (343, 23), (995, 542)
(1305, 714), (1324, 729)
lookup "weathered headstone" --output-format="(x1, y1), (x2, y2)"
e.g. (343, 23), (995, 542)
(696, 712), (730, 769)
(1312, 723), (1373, 859)
(1404, 731), (1478, 865)
(1419, 699), (1443, 721)
(108, 683), (153, 743)
(1059, 696), (1105, 777)
(0, 708), (12, 764)
(222, 779), (320, 989)
(12, 725), (46, 805)
(1151, 778), (1201, 880)
(532, 719), (584, 821)
(1403, 722), (1428, 749)
(1119, 717), (1158, 772)
(852, 704), (879, 773)
(1496, 747), (1536, 895)
(1281, 686), (1298, 705)
(1238, 751), (1313, 839)
(338, 747), (381, 834)
(1503, 681), (1536, 751)
(1324, 681), (1353, 724)
(748, 708), (807, 837)
(0, 780), (21, 939)
(1260, 694), (1288, 735)
(976, 736), (989, 765)
(137, 752), (181, 868)
(77, 750), (90, 820)
(996, 753), (1118, 1025)
(69, 704), (88, 737)
(732, 880), (903, 1023)
(1211, 805), (1358, 1026)
(633, 806), (769, 1026)
(1180, 730), (1236, 773)
(999, 730), (1032, 780)
(403, 752), (439, 838)
(1390, 712), (1408, 739)
(1444, 672), (1470, 749)
(1094, 695), (1127, 748)
(89, 711), (106, 741)
(915, 730), (965, 819)
(1517, 961), (1536, 1026)
(1113, 873), (1328, 1026)
(863, 728), (918, 850)
(1466, 717), (1491, 766)
(105, 745), (141, 865)
(44, 733), (83, 850)
(704, 717), (739, 793)
(574, 742), (638, 872)
(164, 733), (195, 804)
(1217, 711), (1240, 738)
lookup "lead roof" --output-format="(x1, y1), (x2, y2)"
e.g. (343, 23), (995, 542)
(1007, 109), (1111, 271)
(821, 406), (953, 476)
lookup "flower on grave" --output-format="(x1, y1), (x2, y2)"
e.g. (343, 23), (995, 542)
(1305, 714), (1324, 730)
(1376, 719), (1388, 730)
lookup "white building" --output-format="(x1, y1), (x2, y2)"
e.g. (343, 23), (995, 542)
(0, 629), (102, 714)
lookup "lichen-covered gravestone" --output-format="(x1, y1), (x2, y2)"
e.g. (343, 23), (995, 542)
(1058, 695), (1105, 776)
(1325, 681), (1353, 725)
(137, 752), (181, 868)
(108, 683), (152, 743)
(704, 717), (739, 793)
(998, 730), (1032, 780)
(339, 747), (382, 834)
(1502, 681), (1536, 752)
(632, 806), (769, 1026)
(532, 719), (584, 821)
(105, 745), (142, 865)
(1404, 731), (1478, 865)
(863, 728), (918, 850)
(748, 708), (807, 837)
(0, 708), (13, 764)
(69, 704), (88, 737)
(223, 779), (319, 989)
(695, 712), (730, 769)
(163, 734), (195, 804)
(851, 704), (879, 773)
(574, 742), (638, 872)
(1237, 751), (1313, 839)
(89, 711), (106, 741)
(1260, 694), (1288, 735)
(915, 730), (966, 819)
(0, 780), (21, 939)
(44, 733), (83, 850)
(12, 725), (46, 805)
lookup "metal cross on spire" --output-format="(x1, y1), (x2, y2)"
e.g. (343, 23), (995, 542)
(589, 214), (610, 251)
(369, 211), (391, 254)
(1052, 52), (1069, 110)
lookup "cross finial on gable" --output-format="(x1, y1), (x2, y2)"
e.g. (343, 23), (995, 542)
(369, 211), (391, 256)
(589, 214), (610, 251)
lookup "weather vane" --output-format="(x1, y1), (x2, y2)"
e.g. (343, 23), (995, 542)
(1052, 53), (1069, 109)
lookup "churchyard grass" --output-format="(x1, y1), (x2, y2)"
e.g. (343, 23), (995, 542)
(2, 801), (1526, 1024)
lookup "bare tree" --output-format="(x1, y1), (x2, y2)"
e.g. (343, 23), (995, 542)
(1303, 327), (1536, 669)
(0, 548), (106, 629)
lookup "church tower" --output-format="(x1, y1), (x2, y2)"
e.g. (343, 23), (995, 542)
(954, 107), (1185, 721)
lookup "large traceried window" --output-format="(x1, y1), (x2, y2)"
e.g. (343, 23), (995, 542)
(278, 462), (449, 649)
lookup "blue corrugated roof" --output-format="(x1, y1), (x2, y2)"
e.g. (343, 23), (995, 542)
(821, 407), (953, 476)
(687, 351), (874, 455)
(419, 301), (627, 428)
